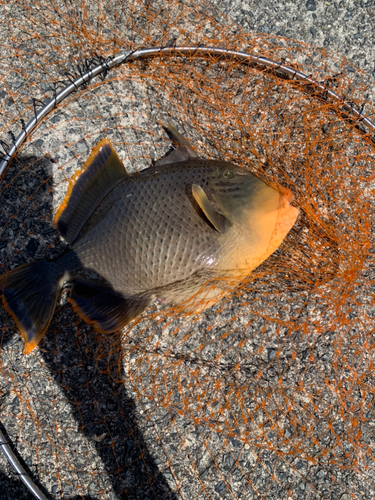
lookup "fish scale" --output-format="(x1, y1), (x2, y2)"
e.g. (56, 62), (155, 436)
(72, 165), (225, 294)
(0, 125), (299, 353)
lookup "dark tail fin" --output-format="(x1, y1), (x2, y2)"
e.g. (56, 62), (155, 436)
(0, 260), (60, 353)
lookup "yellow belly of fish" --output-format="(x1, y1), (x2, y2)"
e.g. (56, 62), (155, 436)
(159, 192), (299, 316)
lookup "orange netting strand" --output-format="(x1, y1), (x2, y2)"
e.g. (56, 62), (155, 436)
(0, 0), (375, 499)
(2, 45), (374, 180)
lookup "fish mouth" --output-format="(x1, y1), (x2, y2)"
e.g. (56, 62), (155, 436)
(275, 190), (300, 240)
(280, 187), (295, 203)
(278, 187), (297, 211)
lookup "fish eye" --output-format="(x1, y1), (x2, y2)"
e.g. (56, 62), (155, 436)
(222, 169), (235, 178)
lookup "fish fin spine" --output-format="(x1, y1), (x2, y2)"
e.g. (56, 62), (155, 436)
(154, 124), (199, 166)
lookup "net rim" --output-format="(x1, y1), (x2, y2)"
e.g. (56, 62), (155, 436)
(1, 45), (374, 178)
(0, 426), (48, 500)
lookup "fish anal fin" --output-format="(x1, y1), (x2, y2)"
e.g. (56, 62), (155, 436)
(154, 124), (199, 166)
(55, 139), (127, 245)
(68, 281), (151, 332)
(192, 184), (229, 233)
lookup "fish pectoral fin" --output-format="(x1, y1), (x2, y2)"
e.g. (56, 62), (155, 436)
(68, 281), (151, 332)
(192, 184), (229, 233)
(55, 139), (128, 245)
(154, 124), (199, 166)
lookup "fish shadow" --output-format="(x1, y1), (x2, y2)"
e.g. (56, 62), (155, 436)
(0, 154), (177, 499)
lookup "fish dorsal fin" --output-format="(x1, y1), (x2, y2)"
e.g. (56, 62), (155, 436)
(192, 184), (229, 233)
(154, 123), (199, 166)
(55, 139), (127, 245)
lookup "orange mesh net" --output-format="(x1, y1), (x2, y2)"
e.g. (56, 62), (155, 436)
(1, 0), (375, 498)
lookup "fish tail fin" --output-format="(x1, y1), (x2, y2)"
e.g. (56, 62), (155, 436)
(0, 260), (61, 353)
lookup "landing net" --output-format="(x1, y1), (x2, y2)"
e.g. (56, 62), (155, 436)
(0, 1), (375, 499)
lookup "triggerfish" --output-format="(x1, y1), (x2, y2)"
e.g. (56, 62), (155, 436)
(0, 125), (299, 353)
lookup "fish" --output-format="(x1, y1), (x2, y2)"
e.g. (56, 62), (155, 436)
(0, 124), (299, 353)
